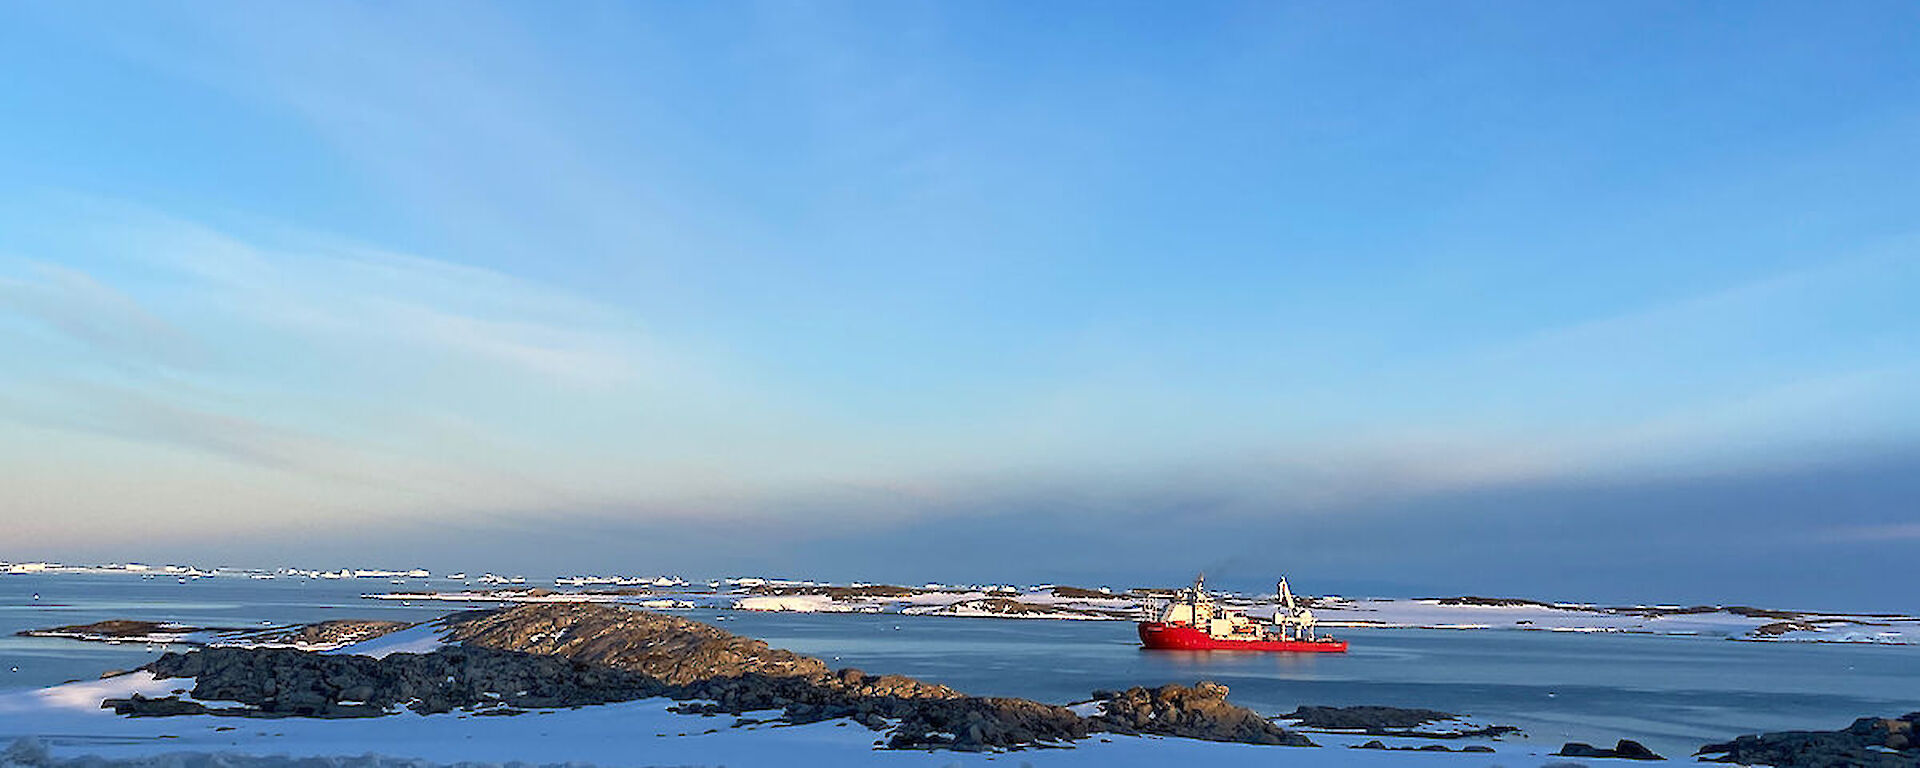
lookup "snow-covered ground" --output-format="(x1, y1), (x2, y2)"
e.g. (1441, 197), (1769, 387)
(0, 673), (1597, 768)
(320, 623), (452, 659)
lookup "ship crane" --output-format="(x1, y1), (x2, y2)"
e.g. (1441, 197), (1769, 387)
(1272, 576), (1319, 642)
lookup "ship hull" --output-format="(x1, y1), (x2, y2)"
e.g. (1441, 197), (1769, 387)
(1137, 622), (1348, 652)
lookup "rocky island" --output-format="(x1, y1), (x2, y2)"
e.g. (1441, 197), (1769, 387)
(97, 603), (1311, 752)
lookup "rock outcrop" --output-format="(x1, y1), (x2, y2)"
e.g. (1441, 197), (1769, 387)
(1282, 704), (1518, 738)
(880, 695), (1089, 750)
(114, 603), (1311, 754)
(905, 598), (1121, 619)
(1355, 740), (1495, 753)
(1094, 683), (1313, 745)
(225, 620), (414, 649)
(1555, 739), (1663, 760)
(19, 620), (193, 639)
(441, 604), (827, 685)
(1430, 596), (1558, 608)
(1284, 705), (1458, 730)
(117, 644), (660, 718)
(1697, 713), (1920, 767)
(23, 618), (412, 651)
(747, 584), (921, 600)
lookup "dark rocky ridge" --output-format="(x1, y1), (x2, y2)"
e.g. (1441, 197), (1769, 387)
(1355, 740), (1495, 753)
(1555, 739), (1663, 760)
(1284, 705), (1458, 730)
(1752, 620), (1827, 637)
(745, 584), (922, 599)
(21, 619), (413, 650)
(1428, 596), (1562, 608)
(229, 620), (416, 649)
(919, 597), (1126, 618)
(116, 644), (661, 718)
(20, 620), (211, 640)
(1281, 705), (1520, 739)
(440, 604), (832, 686)
(111, 603), (1312, 753)
(1046, 586), (1116, 599)
(1697, 713), (1920, 767)
(1096, 682), (1310, 745)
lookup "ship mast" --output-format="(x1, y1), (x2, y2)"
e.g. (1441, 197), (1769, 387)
(1189, 573), (1213, 626)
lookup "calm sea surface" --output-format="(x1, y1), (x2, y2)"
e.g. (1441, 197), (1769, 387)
(5, 573), (1916, 758)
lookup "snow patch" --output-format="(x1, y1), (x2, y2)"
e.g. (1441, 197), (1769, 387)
(326, 624), (451, 659)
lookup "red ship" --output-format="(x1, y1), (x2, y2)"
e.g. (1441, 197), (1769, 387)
(1137, 575), (1347, 652)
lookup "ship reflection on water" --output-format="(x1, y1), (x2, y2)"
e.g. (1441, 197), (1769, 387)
(1140, 648), (1338, 677)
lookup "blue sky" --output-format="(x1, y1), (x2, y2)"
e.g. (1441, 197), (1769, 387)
(2, 2), (1916, 606)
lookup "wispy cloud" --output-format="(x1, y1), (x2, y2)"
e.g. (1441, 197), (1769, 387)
(97, 211), (657, 388)
(0, 260), (202, 370)
(373, 302), (638, 388)
(0, 206), (759, 545)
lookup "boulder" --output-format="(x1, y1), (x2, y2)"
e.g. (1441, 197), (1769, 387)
(1698, 713), (1920, 767)
(1556, 739), (1664, 760)
(101, 694), (209, 717)
(1093, 682), (1314, 746)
